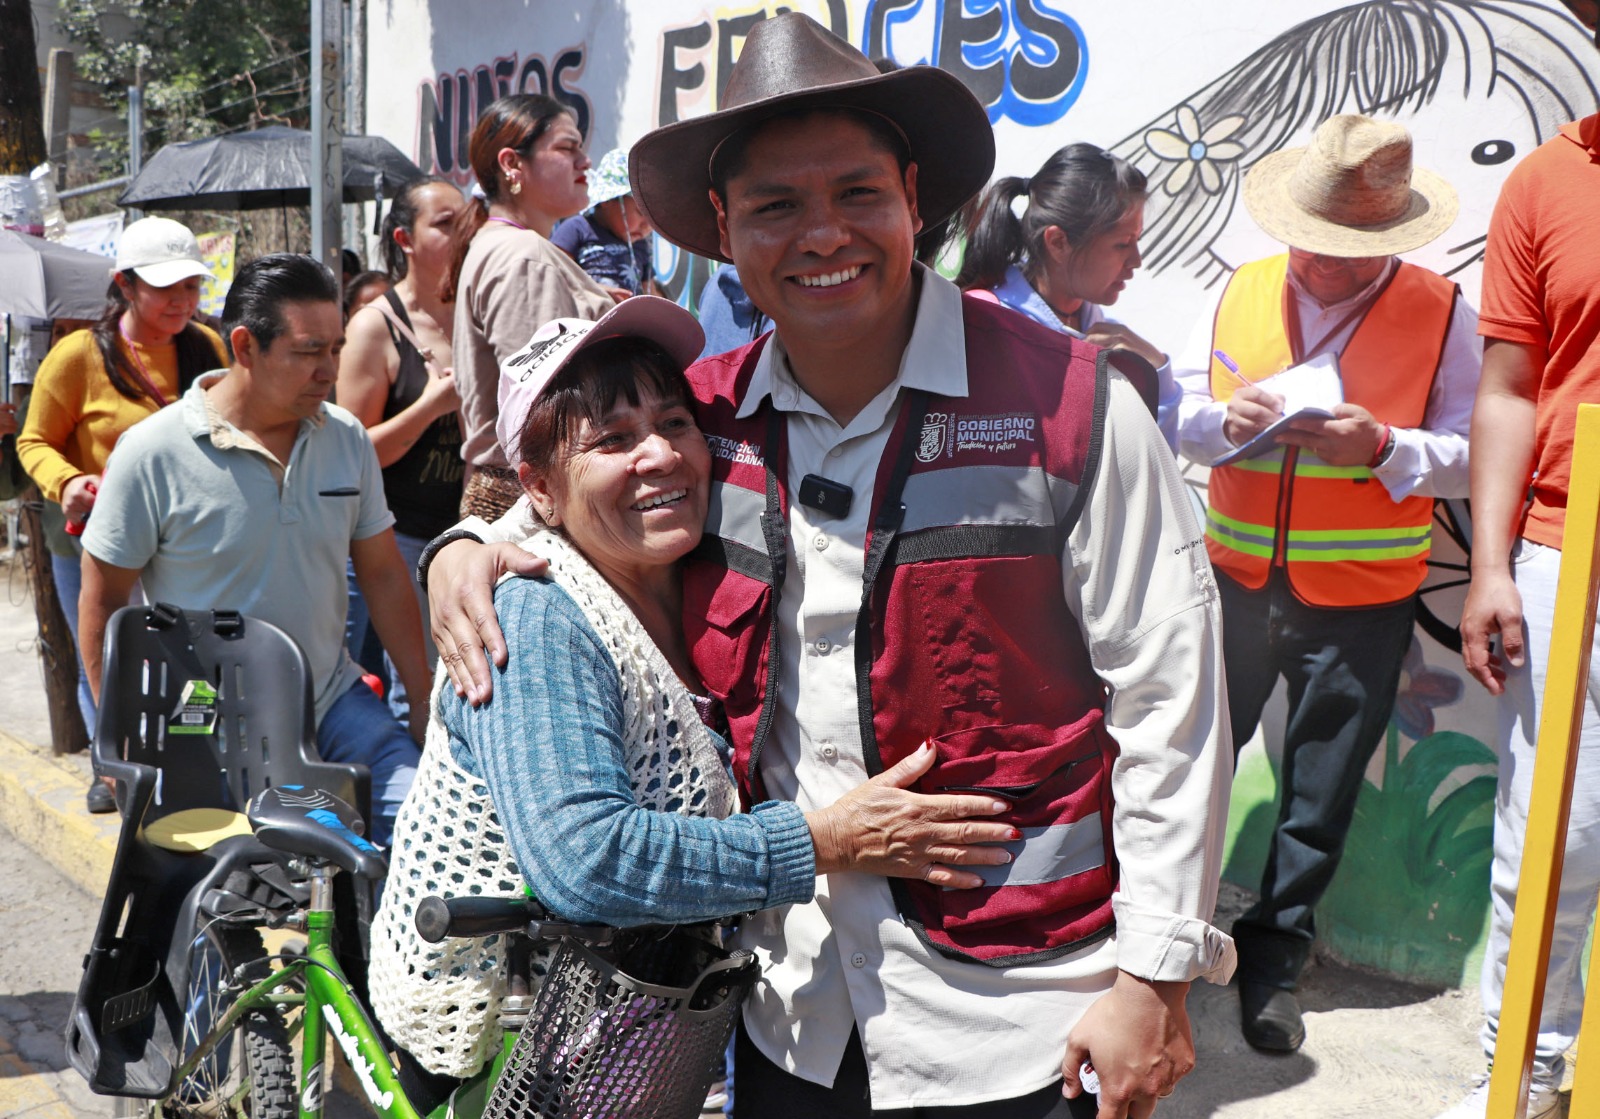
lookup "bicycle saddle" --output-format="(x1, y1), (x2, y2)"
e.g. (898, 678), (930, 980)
(246, 785), (388, 880)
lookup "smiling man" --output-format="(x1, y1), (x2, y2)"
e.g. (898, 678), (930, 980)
(427, 14), (1235, 1118)
(77, 253), (426, 847)
(1173, 114), (1481, 1053)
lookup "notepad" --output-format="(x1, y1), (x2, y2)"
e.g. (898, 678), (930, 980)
(1213, 354), (1343, 466)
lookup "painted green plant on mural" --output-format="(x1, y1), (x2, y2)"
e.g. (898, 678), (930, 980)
(1318, 725), (1497, 985)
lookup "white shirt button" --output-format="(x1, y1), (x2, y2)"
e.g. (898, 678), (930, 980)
(814, 535), (829, 552)
(815, 638), (831, 653)
(851, 952), (867, 968)
(820, 743), (837, 761)
(828, 447), (843, 459)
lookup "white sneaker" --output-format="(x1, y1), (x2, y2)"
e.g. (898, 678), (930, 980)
(1434, 1074), (1560, 1119)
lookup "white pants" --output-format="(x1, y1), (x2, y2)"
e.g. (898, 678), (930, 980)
(1480, 538), (1600, 1088)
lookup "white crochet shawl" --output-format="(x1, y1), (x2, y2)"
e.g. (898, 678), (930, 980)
(368, 523), (736, 1077)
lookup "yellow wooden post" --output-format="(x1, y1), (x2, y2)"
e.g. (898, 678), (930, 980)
(1489, 403), (1600, 1118)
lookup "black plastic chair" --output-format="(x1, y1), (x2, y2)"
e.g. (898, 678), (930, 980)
(66, 603), (371, 1098)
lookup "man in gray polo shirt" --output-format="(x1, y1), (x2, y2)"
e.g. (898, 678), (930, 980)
(79, 253), (426, 846)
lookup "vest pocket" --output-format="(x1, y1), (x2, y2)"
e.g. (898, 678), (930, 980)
(682, 563), (769, 709)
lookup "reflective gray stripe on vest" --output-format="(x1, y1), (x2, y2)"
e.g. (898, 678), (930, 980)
(969, 813), (1106, 889)
(707, 480), (770, 555)
(902, 465), (1079, 534)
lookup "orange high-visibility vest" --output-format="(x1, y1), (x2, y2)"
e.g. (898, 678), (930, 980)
(1205, 254), (1457, 607)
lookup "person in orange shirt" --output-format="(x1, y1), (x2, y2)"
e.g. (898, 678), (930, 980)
(1450, 4), (1600, 1116)
(16, 217), (223, 814)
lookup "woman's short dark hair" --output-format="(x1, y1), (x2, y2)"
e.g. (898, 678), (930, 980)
(381, 175), (462, 280)
(955, 143), (1147, 292)
(222, 253), (340, 351)
(517, 337), (694, 481)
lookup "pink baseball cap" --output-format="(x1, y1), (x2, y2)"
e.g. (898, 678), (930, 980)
(496, 296), (705, 469)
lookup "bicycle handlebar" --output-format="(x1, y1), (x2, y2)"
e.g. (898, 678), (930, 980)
(414, 895), (548, 943)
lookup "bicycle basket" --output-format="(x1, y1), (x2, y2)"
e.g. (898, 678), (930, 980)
(483, 928), (758, 1119)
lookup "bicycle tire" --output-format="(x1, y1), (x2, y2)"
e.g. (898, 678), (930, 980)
(161, 924), (297, 1119)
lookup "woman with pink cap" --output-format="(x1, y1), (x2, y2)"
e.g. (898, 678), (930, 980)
(368, 296), (1015, 1110)
(16, 215), (223, 813)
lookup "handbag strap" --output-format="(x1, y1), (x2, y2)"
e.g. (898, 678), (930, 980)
(370, 293), (445, 378)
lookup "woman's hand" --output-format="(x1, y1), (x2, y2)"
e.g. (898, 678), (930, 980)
(1084, 321), (1167, 371)
(62, 473), (102, 523)
(418, 366), (461, 420)
(805, 742), (1019, 887)
(0, 401), (16, 440)
(428, 537), (547, 703)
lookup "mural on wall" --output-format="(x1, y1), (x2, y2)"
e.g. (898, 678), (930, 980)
(1111, 0), (1599, 291)
(415, 46), (593, 181)
(370, 0), (1600, 987)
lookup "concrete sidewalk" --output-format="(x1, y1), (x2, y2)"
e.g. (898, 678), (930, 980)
(0, 550), (1545, 1118)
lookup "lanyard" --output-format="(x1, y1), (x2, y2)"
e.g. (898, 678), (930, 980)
(118, 324), (171, 407)
(486, 215), (530, 231)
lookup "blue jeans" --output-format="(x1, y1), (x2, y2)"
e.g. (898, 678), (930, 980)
(52, 551), (98, 735)
(1219, 571), (1416, 988)
(344, 530), (435, 723)
(315, 681), (421, 848)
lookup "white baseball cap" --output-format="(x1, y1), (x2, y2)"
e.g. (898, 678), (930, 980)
(114, 217), (213, 287)
(496, 296), (705, 469)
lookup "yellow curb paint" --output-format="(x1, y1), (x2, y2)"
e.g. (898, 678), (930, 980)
(0, 730), (119, 897)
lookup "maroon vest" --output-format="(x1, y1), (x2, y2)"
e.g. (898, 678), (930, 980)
(683, 294), (1131, 966)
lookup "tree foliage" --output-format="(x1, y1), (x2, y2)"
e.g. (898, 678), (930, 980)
(58, 0), (311, 158)
(0, 0), (48, 173)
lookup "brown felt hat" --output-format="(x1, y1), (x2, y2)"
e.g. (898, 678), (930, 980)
(629, 13), (995, 263)
(1243, 114), (1458, 257)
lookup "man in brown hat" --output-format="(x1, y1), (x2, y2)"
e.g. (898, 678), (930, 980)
(1174, 114), (1481, 1052)
(426, 13), (1235, 1116)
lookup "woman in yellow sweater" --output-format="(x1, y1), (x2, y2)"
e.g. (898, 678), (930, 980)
(17, 217), (223, 812)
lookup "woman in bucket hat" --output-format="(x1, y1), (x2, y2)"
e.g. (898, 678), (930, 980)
(1173, 113), (1481, 1053)
(16, 216), (224, 814)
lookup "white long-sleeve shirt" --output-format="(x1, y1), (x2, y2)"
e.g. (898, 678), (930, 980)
(468, 268), (1236, 1107)
(1174, 258), (1480, 500)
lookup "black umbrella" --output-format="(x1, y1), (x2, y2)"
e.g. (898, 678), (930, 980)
(0, 231), (112, 320)
(117, 126), (424, 212)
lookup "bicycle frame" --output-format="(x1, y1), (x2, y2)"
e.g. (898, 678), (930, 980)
(168, 865), (427, 1119)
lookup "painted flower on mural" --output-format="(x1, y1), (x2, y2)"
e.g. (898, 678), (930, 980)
(1394, 636), (1465, 741)
(1144, 104), (1247, 195)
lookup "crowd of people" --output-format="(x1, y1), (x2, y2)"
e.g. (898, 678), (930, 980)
(4, 4), (1598, 1117)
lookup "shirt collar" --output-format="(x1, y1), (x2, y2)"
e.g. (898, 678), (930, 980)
(735, 262), (968, 419)
(1285, 255), (1398, 314)
(183, 369), (326, 451)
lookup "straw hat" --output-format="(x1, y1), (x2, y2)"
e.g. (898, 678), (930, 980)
(1243, 115), (1458, 257)
(629, 13), (994, 263)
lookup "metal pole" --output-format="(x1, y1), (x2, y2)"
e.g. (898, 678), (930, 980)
(310, 0), (343, 277)
(341, 0), (362, 258)
(126, 86), (143, 221)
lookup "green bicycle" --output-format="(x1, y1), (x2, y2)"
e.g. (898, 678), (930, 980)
(66, 605), (754, 1119)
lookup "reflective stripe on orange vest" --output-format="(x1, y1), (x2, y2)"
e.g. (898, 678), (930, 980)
(1204, 255), (1455, 607)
